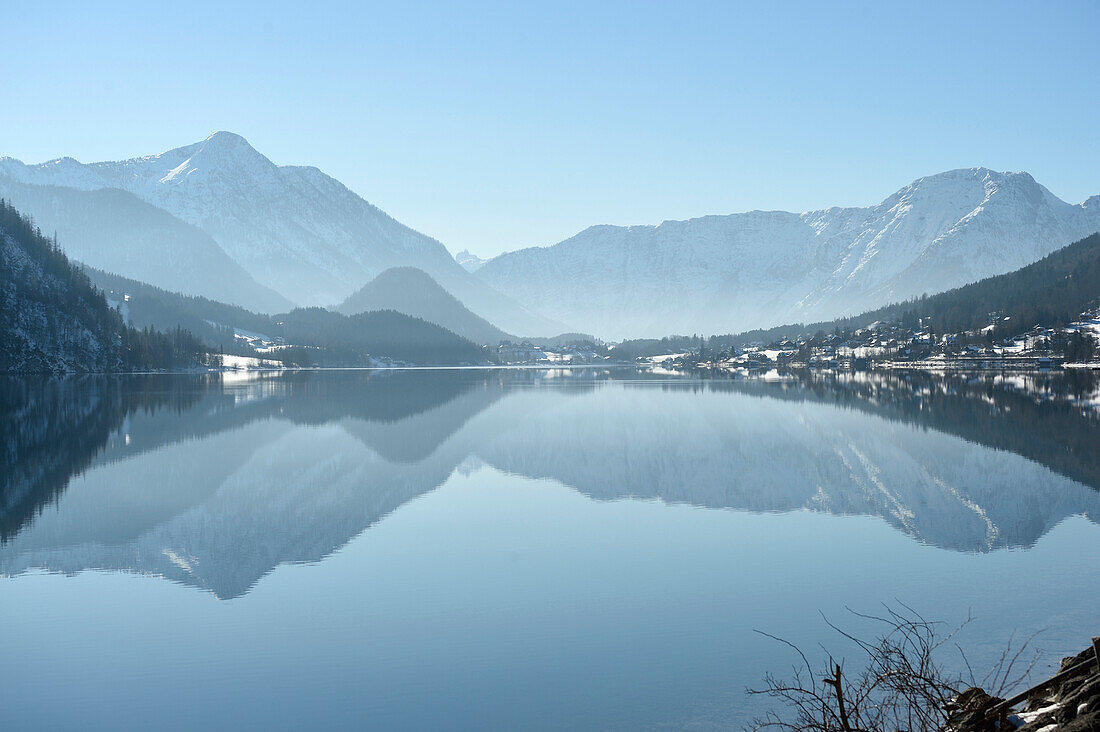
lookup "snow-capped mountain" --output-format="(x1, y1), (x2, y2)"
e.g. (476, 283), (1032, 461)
(455, 249), (487, 272)
(477, 168), (1100, 339)
(4, 139), (1096, 340)
(0, 133), (561, 334)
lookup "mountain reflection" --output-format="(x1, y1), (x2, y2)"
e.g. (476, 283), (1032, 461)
(1, 368), (1097, 598)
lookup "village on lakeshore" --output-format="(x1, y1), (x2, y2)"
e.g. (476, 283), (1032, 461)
(639, 310), (1100, 374)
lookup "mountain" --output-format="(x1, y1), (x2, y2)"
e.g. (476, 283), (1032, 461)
(0, 200), (206, 372)
(0, 132), (563, 336)
(337, 267), (511, 345)
(0, 177), (292, 313)
(455, 249), (486, 272)
(277, 308), (489, 365)
(477, 168), (1100, 339)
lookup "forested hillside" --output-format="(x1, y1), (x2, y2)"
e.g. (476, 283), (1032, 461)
(274, 308), (488, 366)
(88, 267), (272, 352)
(0, 199), (207, 372)
(88, 267), (490, 366)
(724, 231), (1100, 345)
(338, 267), (511, 345)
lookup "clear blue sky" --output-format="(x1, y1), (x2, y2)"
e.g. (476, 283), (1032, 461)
(2, 1), (1098, 257)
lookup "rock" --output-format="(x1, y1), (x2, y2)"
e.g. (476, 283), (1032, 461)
(945, 687), (1003, 732)
(947, 641), (1100, 731)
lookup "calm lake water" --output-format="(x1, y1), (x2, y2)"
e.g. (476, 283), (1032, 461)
(2, 368), (1099, 730)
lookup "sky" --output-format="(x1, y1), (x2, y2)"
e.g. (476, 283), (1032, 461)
(1, 0), (1098, 258)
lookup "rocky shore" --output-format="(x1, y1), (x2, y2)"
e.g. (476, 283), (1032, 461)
(948, 641), (1099, 731)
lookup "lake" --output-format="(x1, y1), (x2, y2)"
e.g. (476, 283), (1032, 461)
(2, 368), (1099, 730)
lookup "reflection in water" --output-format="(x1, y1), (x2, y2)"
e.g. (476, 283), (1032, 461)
(0, 369), (596, 597)
(0, 375), (209, 542)
(723, 369), (1100, 491)
(3, 368), (1100, 732)
(1, 368), (1098, 599)
(0, 365), (1095, 598)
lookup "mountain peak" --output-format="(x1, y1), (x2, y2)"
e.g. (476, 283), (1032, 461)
(337, 266), (510, 344)
(873, 167), (1054, 217)
(910, 167), (1006, 186)
(911, 168), (1049, 193)
(152, 131), (273, 187)
(455, 249), (487, 272)
(189, 131), (267, 164)
(204, 130), (249, 145)
(372, 266), (438, 284)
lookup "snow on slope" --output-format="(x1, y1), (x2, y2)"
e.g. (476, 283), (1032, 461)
(0, 133), (563, 335)
(477, 169), (1100, 339)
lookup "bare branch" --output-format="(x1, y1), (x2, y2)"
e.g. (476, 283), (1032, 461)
(749, 604), (1042, 732)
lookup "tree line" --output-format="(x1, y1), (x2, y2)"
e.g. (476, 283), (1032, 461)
(0, 198), (208, 372)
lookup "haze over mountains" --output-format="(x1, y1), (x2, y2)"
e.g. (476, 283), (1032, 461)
(0, 176), (292, 313)
(479, 168), (1100, 338)
(0, 133), (559, 336)
(2, 133), (1097, 342)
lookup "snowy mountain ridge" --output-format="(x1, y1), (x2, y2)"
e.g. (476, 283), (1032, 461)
(0, 132), (453, 302)
(477, 168), (1100, 339)
(5, 137), (1096, 340)
(0, 133), (562, 335)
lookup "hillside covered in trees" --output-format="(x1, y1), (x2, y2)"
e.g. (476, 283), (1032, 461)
(2, 200), (485, 372)
(274, 308), (489, 366)
(720, 231), (1100, 347)
(89, 267), (276, 353)
(338, 266), (511, 346)
(89, 268), (490, 366)
(0, 199), (207, 372)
